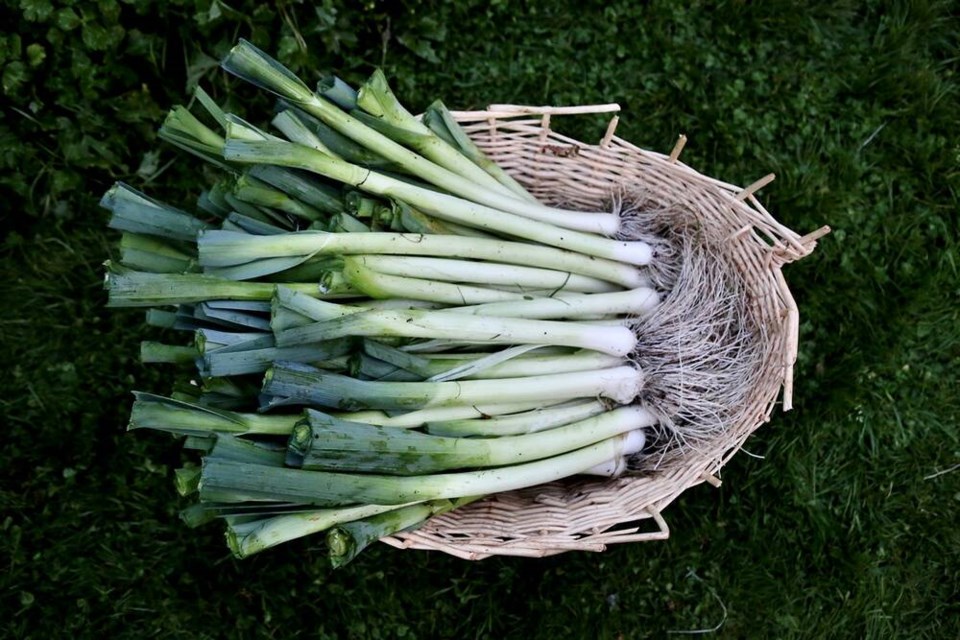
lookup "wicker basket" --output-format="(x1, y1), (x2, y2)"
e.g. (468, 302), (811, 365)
(380, 104), (828, 560)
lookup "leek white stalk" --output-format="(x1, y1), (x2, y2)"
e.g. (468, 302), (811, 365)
(198, 230), (646, 288)
(424, 350), (626, 380)
(341, 257), (543, 304)
(273, 306), (638, 356)
(292, 405), (654, 474)
(199, 431), (645, 506)
(360, 340), (624, 381)
(348, 255), (619, 293)
(223, 139), (650, 264)
(262, 362), (643, 410)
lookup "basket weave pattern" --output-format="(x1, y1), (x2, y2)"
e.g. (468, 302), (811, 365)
(381, 105), (826, 560)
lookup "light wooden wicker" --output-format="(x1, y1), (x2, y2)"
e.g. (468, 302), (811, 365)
(381, 104), (828, 560)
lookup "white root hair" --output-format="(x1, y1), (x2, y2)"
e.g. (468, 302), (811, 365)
(612, 190), (767, 470)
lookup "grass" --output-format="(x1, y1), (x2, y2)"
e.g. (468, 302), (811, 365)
(1, 0), (958, 637)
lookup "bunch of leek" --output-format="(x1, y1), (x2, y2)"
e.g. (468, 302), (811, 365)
(105, 40), (669, 564)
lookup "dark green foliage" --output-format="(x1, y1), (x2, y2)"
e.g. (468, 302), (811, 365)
(1, 0), (958, 638)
